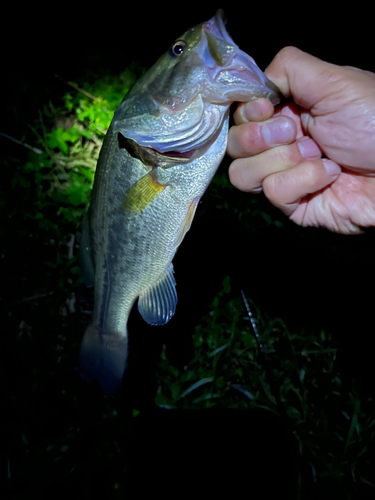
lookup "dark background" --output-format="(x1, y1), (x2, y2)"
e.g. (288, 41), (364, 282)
(2, 3), (375, 498)
(5, 3), (375, 120)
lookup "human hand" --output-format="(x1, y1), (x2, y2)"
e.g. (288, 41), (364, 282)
(227, 47), (375, 234)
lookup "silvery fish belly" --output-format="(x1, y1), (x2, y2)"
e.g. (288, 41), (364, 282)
(79, 10), (281, 392)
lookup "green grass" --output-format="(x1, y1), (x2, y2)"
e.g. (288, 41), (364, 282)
(155, 278), (375, 494)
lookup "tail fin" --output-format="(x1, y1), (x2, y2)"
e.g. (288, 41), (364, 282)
(79, 324), (128, 393)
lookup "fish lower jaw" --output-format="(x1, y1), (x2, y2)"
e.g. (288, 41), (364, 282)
(151, 148), (195, 160)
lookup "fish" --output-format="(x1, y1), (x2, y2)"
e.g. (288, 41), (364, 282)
(79, 9), (281, 393)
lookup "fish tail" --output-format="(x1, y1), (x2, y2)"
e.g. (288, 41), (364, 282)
(79, 324), (128, 393)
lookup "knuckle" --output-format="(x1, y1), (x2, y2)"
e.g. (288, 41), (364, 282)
(262, 173), (279, 201)
(241, 123), (262, 150)
(303, 162), (321, 186)
(228, 160), (245, 189)
(275, 46), (303, 64)
(228, 123), (263, 158)
(272, 144), (293, 163)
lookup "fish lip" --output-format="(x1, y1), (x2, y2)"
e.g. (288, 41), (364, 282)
(214, 9), (236, 46)
(204, 9), (237, 47)
(150, 147), (195, 160)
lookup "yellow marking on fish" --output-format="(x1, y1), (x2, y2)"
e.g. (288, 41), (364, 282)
(121, 169), (168, 213)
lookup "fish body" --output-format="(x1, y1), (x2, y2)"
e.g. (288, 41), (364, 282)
(79, 10), (281, 392)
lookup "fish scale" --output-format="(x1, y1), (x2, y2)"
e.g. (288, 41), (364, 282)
(79, 10), (281, 392)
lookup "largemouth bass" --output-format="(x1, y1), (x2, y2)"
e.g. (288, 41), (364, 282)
(79, 10), (281, 392)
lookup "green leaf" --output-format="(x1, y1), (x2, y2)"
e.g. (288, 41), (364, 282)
(360, 477), (375, 489)
(230, 384), (254, 400)
(260, 211), (272, 224)
(222, 275), (231, 294)
(79, 128), (94, 139)
(64, 125), (80, 143)
(180, 377), (213, 398)
(192, 393), (220, 403)
(170, 381), (181, 400)
(208, 343), (229, 357)
(47, 127), (67, 153)
(345, 399), (360, 451)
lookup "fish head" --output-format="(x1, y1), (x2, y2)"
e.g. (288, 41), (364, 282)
(113, 10), (282, 159)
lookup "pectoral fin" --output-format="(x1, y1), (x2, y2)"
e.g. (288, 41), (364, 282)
(138, 264), (177, 325)
(174, 197), (200, 249)
(121, 169), (168, 213)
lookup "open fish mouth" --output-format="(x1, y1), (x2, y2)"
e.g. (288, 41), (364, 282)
(120, 119), (225, 166)
(120, 135), (200, 167)
(152, 148), (195, 159)
(204, 9), (234, 45)
(203, 10), (282, 105)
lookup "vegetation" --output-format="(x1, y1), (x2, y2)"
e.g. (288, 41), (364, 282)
(2, 67), (374, 499)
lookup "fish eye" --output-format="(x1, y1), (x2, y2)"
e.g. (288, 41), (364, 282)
(169, 40), (186, 57)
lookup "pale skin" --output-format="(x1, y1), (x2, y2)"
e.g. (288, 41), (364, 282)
(227, 46), (375, 234)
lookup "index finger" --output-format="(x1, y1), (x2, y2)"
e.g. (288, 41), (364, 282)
(265, 46), (341, 109)
(233, 98), (275, 125)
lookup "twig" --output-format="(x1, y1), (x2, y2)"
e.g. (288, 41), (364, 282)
(38, 109), (47, 139)
(240, 289), (285, 415)
(55, 74), (99, 101)
(0, 131), (43, 154)
(20, 291), (54, 302)
(28, 123), (51, 155)
(240, 289), (266, 361)
(64, 233), (75, 260)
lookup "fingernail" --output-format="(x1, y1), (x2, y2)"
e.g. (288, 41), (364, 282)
(297, 137), (321, 158)
(237, 104), (252, 122)
(240, 99), (269, 121)
(262, 118), (294, 145)
(322, 159), (341, 176)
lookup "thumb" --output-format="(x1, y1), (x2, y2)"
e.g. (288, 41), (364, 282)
(265, 47), (341, 110)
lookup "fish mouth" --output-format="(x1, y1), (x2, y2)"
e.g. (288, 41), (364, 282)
(151, 148), (195, 160)
(203, 10), (282, 106)
(119, 123), (223, 167)
(148, 131), (219, 164)
(119, 134), (199, 167)
(203, 9), (235, 46)
(215, 10), (233, 43)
